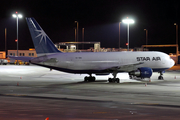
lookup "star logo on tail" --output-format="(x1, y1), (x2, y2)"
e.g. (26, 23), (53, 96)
(35, 29), (47, 44)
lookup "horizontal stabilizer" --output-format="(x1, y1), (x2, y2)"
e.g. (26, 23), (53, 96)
(8, 56), (34, 62)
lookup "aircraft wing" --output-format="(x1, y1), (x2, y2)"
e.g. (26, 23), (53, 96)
(7, 56), (34, 62)
(105, 62), (144, 72)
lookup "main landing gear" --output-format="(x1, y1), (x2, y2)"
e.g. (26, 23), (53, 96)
(84, 74), (96, 82)
(158, 71), (164, 80)
(108, 72), (120, 83)
(108, 78), (120, 83)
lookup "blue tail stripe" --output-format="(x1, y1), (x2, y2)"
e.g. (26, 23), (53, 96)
(26, 18), (60, 54)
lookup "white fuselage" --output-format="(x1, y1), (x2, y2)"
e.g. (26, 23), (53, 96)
(31, 51), (174, 74)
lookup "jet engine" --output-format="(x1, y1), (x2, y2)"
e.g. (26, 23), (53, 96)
(129, 67), (153, 79)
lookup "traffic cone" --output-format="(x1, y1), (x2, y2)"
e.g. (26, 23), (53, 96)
(17, 82), (19, 86)
(45, 117), (49, 120)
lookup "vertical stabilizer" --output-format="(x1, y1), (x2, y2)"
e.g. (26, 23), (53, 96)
(26, 18), (60, 56)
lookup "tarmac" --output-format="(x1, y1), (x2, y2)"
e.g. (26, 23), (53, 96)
(0, 65), (180, 120)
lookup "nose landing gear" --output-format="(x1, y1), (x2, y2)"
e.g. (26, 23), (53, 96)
(158, 71), (164, 80)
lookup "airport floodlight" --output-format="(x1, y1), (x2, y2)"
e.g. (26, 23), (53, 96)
(12, 14), (23, 18)
(12, 14), (17, 18)
(122, 18), (134, 51)
(122, 19), (134, 24)
(18, 14), (23, 18)
(12, 12), (23, 57)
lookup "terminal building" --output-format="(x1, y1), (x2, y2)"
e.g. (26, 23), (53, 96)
(55, 42), (101, 52)
(8, 49), (37, 57)
(0, 51), (6, 58)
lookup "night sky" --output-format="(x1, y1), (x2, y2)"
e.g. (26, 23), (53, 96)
(0, 0), (180, 53)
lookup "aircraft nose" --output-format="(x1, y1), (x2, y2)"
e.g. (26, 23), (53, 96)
(170, 59), (175, 68)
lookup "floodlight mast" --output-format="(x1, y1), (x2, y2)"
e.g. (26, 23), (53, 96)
(144, 29), (148, 47)
(122, 18), (134, 51)
(75, 21), (78, 49)
(174, 23), (179, 64)
(12, 12), (23, 57)
(119, 22), (121, 49)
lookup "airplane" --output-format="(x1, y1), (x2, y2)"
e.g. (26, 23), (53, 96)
(9, 17), (175, 83)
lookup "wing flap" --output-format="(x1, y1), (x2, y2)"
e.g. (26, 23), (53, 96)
(106, 62), (144, 72)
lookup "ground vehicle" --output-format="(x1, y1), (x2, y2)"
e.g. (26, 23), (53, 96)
(0, 59), (8, 65)
(9, 59), (29, 65)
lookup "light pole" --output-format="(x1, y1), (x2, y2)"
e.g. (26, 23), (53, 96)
(174, 23), (179, 64)
(12, 12), (22, 56)
(82, 28), (84, 42)
(74, 28), (77, 42)
(75, 21), (78, 49)
(82, 28), (84, 49)
(119, 22), (121, 49)
(144, 29), (148, 47)
(174, 23), (178, 46)
(122, 18), (134, 51)
(5, 28), (7, 58)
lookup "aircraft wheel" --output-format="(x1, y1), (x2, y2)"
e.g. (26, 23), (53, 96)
(90, 76), (96, 82)
(92, 76), (96, 81)
(84, 76), (96, 82)
(108, 78), (119, 83)
(84, 76), (88, 82)
(108, 78), (112, 82)
(116, 78), (120, 83)
(158, 76), (163, 80)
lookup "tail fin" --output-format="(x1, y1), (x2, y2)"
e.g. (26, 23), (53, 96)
(26, 18), (60, 56)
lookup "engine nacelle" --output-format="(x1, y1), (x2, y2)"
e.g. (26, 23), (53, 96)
(129, 67), (153, 78)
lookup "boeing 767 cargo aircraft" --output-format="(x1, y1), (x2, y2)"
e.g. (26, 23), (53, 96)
(9, 18), (175, 83)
